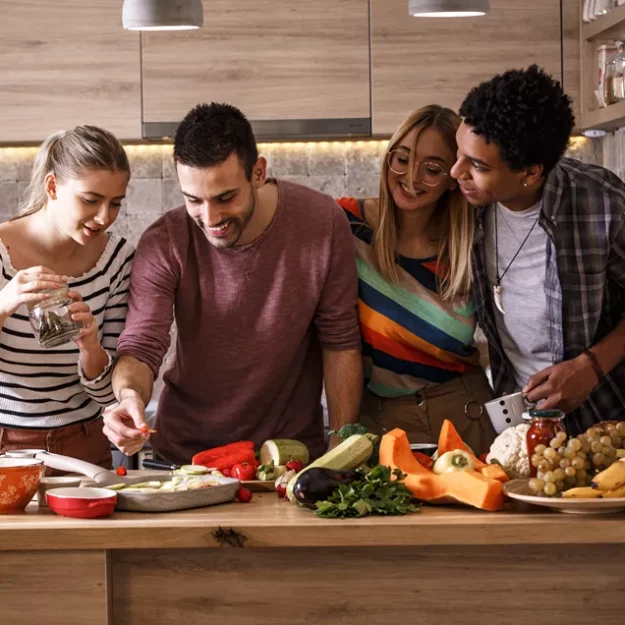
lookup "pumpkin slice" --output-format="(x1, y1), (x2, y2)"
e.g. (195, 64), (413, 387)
(403, 471), (504, 512)
(379, 428), (432, 475)
(478, 463), (509, 484)
(380, 427), (503, 512)
(437, 419), (488, 470)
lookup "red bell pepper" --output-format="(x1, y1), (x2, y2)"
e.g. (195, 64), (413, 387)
(195, 448), (258, 472)
(192, 441), (255, 467)
(412, 451), (434, 470)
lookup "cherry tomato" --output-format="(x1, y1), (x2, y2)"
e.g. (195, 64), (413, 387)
(285, 459), (304, 472)
(231, 462), (256, 481)
(115, 466), (127, 477)
(276, 484), (287, 499)
(222, 468), (231, 477)
(237, 486), (253, 503)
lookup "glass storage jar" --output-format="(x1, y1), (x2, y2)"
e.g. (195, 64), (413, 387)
(612, 41), (625, 101)
(524, 410), (565, 478)
(27, 288), (80, 349)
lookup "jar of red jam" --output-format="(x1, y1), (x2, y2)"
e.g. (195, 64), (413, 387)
(525, 410), (565, 477)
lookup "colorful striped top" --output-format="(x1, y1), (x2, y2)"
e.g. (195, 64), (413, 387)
(338, 197), (480, 397)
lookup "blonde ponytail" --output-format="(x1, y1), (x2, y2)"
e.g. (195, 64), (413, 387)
(15, 126), (130, 220)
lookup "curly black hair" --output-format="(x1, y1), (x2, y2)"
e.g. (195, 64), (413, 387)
(174, 102), (258, 180)
(459, 65), (575, 176)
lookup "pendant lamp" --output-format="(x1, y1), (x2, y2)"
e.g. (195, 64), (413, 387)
(122, 0), (204, 31)
(409, 0), (489, 17)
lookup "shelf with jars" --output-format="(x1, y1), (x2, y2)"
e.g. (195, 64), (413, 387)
(581, 2), (625, 130)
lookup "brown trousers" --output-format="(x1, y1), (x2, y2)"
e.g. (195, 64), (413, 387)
(0, 419), (112, 476)
(359, 367), (497, 457)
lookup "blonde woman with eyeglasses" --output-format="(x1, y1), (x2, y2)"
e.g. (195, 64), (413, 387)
(336, 105), (496, 455)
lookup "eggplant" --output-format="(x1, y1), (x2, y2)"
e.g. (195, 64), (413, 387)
(292, 467), (359, 507)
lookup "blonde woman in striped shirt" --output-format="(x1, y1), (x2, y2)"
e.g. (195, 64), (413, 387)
(0, 126), (134, 470)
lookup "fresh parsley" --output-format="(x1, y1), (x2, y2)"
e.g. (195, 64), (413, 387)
(314, 465), (420, 519)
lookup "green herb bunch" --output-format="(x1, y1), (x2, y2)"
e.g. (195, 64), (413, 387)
(315, 465), (420, 519)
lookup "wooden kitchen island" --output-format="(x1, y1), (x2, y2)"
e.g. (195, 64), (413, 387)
(1, 494), (624, 625)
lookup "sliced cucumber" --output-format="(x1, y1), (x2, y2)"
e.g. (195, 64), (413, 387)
(107, 483), (128, 491)
(127, 481), (164, 489)
(180, 464), (209, 475)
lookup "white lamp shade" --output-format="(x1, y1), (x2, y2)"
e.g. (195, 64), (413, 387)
(409, 0), (489, 17)
(122, 0), (204, 31)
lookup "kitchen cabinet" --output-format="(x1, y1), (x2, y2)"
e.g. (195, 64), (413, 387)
(371, 0), (569, 135)
(140, 0), (371, 140)
(0, 0), (141, 143)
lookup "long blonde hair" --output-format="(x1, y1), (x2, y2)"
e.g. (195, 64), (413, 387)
(15, 125), (130, 220)
(374, 105), (474, 301)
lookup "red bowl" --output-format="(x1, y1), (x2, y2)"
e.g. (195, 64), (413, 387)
(46, 487), (117, 519)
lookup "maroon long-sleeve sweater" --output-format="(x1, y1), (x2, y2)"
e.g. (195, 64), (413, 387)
(116, 179), (361, 464)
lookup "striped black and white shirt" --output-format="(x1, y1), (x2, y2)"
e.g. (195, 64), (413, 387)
(0, 235), (134, 429)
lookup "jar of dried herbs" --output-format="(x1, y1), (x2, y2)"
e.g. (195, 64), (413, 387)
(28, 288), (80, 349)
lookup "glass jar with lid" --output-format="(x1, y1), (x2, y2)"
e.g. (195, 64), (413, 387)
(524, 410), (565, 478)
(27, 288), (80, 349)
(611, 41), (625, 102)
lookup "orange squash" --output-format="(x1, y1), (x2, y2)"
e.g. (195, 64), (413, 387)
(380, 428), (503, 512)
(379, 428), (431, 475)
(437, 419), (488, 470)
(478, 463), (509, 484)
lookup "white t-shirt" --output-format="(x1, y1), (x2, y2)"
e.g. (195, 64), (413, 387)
(484, 201), (552, 389)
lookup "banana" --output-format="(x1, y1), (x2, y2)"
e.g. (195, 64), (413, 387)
(601, 484), (625, 498)
(561, 486), (605, 499)
(591, 459), (625, 491)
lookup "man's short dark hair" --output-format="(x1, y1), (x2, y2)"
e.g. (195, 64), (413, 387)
(174, 102), (259, 180)
(459, 65), (575, 176)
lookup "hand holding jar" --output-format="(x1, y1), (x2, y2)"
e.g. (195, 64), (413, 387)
(67, 290), (100, 351)
(0, 265), (67, 321)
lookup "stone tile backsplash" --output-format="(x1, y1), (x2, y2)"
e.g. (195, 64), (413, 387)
(0, 135), (606, 401)
(0, 136), (605, 247)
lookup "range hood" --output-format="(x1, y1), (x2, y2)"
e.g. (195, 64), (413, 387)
(142, 118), (372, 141)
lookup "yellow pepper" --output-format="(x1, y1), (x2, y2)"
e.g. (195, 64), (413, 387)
(432, 450), (476, 474)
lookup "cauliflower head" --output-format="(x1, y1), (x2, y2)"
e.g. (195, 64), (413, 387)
(486, 423), (530, 479)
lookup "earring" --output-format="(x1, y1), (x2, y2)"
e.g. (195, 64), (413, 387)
(523, 181), (528, 187)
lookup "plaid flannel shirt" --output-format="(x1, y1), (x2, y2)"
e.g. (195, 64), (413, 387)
(473, 158), (625, 434)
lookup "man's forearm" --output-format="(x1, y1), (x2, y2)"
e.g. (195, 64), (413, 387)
(589, 318), (625, 376)
(112, 355), (155, 406)
(322, 348), (362, 432)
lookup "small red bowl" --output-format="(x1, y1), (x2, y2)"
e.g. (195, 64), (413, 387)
(46, 487), (117, 519)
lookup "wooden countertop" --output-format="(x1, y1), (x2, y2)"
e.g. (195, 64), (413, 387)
(1, 494), (624, 551)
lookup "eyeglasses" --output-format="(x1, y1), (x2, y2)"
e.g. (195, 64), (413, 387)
(387, 149), (450, 187)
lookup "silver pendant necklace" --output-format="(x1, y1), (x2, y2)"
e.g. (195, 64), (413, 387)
(494, 204), (541, 315)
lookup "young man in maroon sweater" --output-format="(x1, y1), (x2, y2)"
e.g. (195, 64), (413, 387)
(102, 103), (362, 465)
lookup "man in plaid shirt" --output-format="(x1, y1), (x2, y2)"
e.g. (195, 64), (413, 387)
(450, 65), (625, 435)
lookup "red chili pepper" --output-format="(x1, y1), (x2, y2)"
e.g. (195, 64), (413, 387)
(115, 466), (127, 477)
(237, 486), (253, 503)
(285, 459), (304, 473)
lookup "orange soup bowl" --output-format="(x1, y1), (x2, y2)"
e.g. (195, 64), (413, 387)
(0, 458), (44, 512)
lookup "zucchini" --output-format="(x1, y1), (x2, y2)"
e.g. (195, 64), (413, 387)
(259, 439), (310, 466)
(286, 434), (373, 503)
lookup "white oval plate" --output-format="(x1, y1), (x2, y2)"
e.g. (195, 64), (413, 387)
(504, 479), (625, 515)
